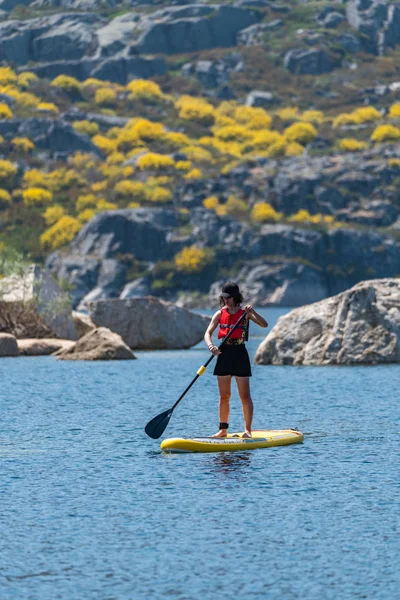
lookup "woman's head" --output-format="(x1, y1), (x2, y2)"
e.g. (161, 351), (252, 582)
(219, 281), (243, 307)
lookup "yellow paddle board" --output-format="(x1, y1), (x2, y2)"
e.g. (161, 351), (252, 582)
(160, 429), (304, 453)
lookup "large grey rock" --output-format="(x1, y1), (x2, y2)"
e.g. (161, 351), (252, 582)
(69, 208), (181, 261)
(0, 119), (102, 157)
(89, 296), (209, 349)
(134, 5), (262, 54)
(0, 333), (19, 357)
(254, 279), (400, 365)
(284, 47), (337, 75)
(346, 0), (400, 55)
(57, 327), (136, 360)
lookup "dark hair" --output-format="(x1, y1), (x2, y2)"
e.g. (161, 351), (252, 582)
(219, 281), (244, 307)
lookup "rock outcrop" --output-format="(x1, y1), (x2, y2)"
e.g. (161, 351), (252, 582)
(57, 327), (136, 360)
(18, 338), (75, 355)
(89, 296), (209, 349)
(254, 279), (400, 365)
(0, 333), (19, 357)
(0, 265), (77, 339)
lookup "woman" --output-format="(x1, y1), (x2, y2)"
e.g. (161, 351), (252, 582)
(204, 281), (268, 438)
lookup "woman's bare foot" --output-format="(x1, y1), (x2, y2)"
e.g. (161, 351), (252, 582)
(211, 429), (228, 438)
(242, 430), (252, 438)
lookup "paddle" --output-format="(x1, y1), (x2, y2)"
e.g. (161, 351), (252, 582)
(144, 310), (248, 439)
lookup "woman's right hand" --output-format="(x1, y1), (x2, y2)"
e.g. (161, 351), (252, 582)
(208, 344), (221, 355)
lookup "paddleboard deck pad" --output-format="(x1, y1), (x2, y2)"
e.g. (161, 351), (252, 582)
(160, 429), (303, 453)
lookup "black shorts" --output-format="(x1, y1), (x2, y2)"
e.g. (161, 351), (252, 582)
(213, 344), (252, 377)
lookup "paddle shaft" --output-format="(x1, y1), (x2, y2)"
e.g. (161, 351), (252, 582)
(170, 310), (247, 412)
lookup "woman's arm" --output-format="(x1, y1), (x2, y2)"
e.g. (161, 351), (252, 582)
(204, 310), (222, 355)
(245, 305), (268, 328)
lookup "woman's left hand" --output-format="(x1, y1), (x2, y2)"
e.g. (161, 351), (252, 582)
(244, 304), (254, 315)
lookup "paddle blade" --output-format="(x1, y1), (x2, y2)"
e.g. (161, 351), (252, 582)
(145, 408), (173, 439)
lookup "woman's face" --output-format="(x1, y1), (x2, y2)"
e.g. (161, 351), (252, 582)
(223, 295), (235, 308)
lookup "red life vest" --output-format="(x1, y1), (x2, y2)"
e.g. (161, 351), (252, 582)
(218, 306), (247, 339)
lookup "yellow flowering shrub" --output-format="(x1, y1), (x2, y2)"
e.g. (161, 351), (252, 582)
(175, 245), (210, 272)
(212, 139), (242, 157)
(184, 168), (202, 180)
(91, 181), (108, 193)
(219, 195), (248, 218)
(214, 125), (253, 143)
(7, 91), (40, 108)
(284, 122), (317, 144)
(276, 107), (299, 122)
(73, 120), (100, 136)
(114, 180), (146, 200)
(243, 130), (283, 152)
(353, 106), (382, 123)
(371, 124), (400, 142)
(214, 114), (236, 128)
(136, 152), (175, 171)
(388, 158), (400, 168)
(11, 137), (35, 153)
(23, 169), (47, 188)
(0, 160), (17, 183)
(17, 72), (38, 89)
(175, 95), (215, 125)
(333, 107), (381, 128)
(51, 75), (81, 94)
(23, 187), (53, 207)
(37, 102), (59, 114)
(115, 129), (141, 152)
(265, 138), (287, 157)
(175, 160), (192, 171)
(144, 186), (172, 203)
(95, 88), (117, 107)
(78, 208), (96, 223)
(0, 67), (17, 86)
(337, 138), (368, 152)
(127, 79), (164, 100)
(203, 196), (220, 210)
(234, 106), (272, 129)
(131, 118), (166, 142)
(0, 188), (11, 209)
(82, 78), (106, 89)
(388, 103), (400, 118)
(251, 202), (282, 223)
(68, 152), (97, 169)
(301, 110), (324, 124)
(164, 132), (191, 148)
(285, 142), (304, 156)
(43, 205), (65, 226)
(106, 152), (126, 164)
(0, 103), (13, 119)
(288, 210), (333, 226)
(45, 168), (85, 192)
(40, 216), (82, 250)
(92, 135), (118, 155)
(76, 194), (98, 211)
(181, 145), (213, 162)
(96, 199), (117, 211)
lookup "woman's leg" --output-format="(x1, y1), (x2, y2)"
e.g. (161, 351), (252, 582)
(236, 377), (253, 437)
(212, 375), (232, 437)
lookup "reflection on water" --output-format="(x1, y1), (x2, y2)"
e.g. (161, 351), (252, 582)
(211, 451), (252, 474)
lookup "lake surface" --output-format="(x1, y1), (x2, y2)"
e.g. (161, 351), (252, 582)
(0, 308), (399, 600)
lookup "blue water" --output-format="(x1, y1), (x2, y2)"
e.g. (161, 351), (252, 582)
(0, 308), (399, 600)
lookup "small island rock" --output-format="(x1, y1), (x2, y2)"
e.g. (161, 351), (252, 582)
(0, 333), (19, 357)
(57, 327), (136, 360)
